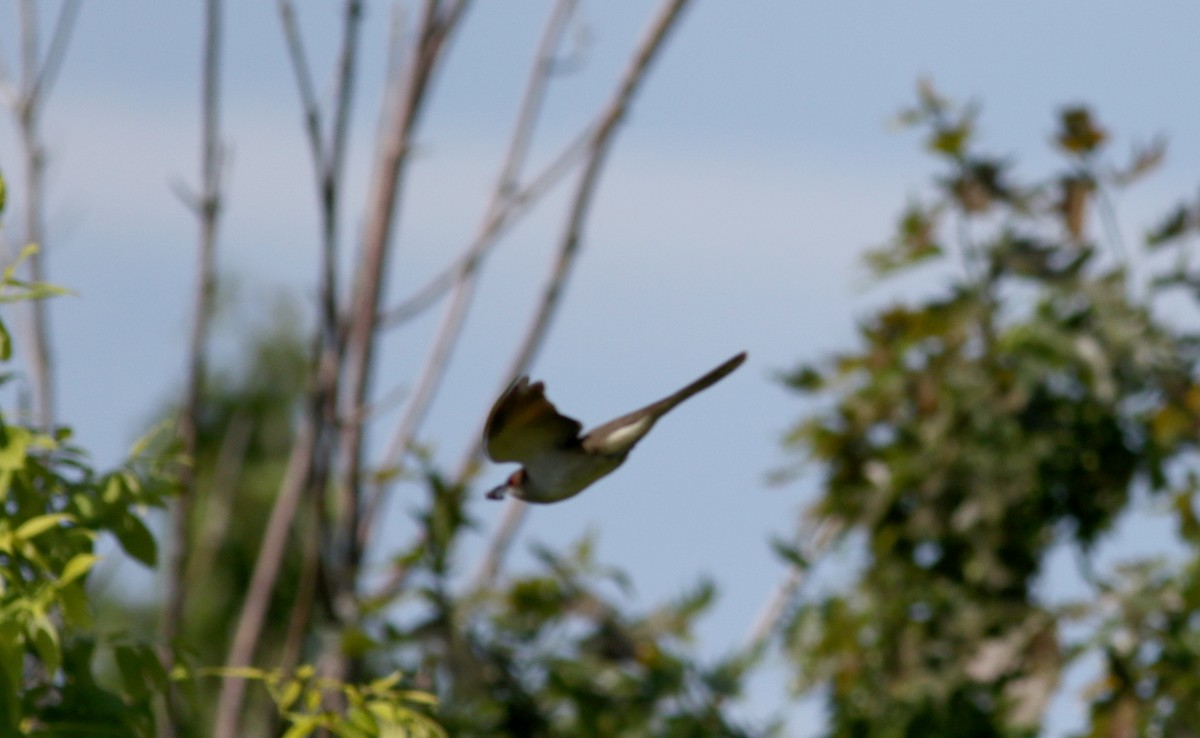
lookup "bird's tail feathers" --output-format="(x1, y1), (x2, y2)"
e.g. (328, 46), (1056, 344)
(637, 351), (747, 420)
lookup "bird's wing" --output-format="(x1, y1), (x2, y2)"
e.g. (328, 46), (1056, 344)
(483, 377), (583, 463)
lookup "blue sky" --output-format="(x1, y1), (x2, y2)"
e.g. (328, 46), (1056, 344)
(3, 2), (1200, 734)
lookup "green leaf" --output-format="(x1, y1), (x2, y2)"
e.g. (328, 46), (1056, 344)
(137, 644), (170, 693)
(1056, 106), (1107, 155)
(58, 581), (93, 629)
(30, 614), (61, 674)
(770, 537), (810, 569)
(1, 245), (33, 283)
(331, 714), (375, 738)
(279, 678), (303, 712)
(780, 365), (824, 392)
(367, 672), (403, 693)
(344, 706), (378, 734)
(1146, 204), (1191, 248)
(15, 513), (71, 541)
(394, 690), (438, 706)
(0, 629), (22, 687)
(114, 513), (157, 567)
(341, 627), (378, 658)
(115, 645), (151, 700)
(282, 715), (321, 738)
(0, 320), (9, 362)
(59, 553), (99, 586)
(0, 426), (29, 472)
(103, 474), (125, 503)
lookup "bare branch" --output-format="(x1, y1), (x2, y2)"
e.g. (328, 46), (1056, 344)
(162, 1), (223, 735)
(468, 0), (695, 589)
(335, 0), (468, 595)
(19, 1), (36, 92)
(327, 0), (363, 196)
(168, 177), (201, 214)
(366, 0), (695, 602)
(320, 0), (363, 350)
(279, 500), (322, 677)
(377, 261), (458, 327)
(277, 0), (325, 168)
(359, 0), (578, 548)
(374, 0), (686, 335)
(377, 104), (603, 331)
(183, 412), (253, 595)
(6, 0), (81, 430)
(211, 3), (367, 733)
(742, 519), (843, 656)
(493, 0), (578, 201)
(212, 421), (316, 738)
(375, 130), (591, 329)
(469, 499), (527, 590)
(28, 0), (81, 104)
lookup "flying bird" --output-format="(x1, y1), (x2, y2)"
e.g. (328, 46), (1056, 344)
(482, 351), (747, 504)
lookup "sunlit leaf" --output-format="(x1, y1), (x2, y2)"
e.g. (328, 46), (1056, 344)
(15, 513), (71, 541)
(58, 553), (99, 586)
(0, 426), (30, 472)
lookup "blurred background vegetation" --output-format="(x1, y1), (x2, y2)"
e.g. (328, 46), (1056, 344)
(3, 3), (1200, 738)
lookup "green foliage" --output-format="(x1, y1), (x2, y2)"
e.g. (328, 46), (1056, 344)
(0, 248), (174, 735)
(380, 474), (776, 738)
(200, 666), (444, 738)
(781, 86), (1200, 736)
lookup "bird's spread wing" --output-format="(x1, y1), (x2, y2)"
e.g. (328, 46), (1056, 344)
(483, 377), (583, 463)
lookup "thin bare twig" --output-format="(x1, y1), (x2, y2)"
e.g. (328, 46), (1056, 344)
(327, 2), (362, 209)
(277, 0), (325, 168)
(279, 500), (322, 676)
(28, 0), (80, 105)
(742, 519), (843, 656)
(260, 491), (321, 738)
(4, 0), (82, 430)
(212, 421), (316, 738)
(212, 3), (364, 734)
(375, 106), (601, 331)
(161, 1), (223, 735)
(366, 0), (695, 603)
(183, 412), (253, 594)
(359, 0), (579, 547)
(335, 0), (468, 603)
(468, 0), (695, 590)
(277, 0), (364, 637)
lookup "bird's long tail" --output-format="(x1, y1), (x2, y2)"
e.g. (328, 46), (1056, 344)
(579, 352), (747, 455)
(634, 351), (747, 420)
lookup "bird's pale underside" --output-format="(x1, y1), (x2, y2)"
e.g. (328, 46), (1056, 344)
(482, 351), (747, 504)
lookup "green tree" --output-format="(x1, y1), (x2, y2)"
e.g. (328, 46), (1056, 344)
(0, 183), (173, 736)
(779, 85), (1200, 736)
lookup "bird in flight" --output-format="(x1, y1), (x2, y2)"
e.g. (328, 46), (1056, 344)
(482, 351), (747, 504)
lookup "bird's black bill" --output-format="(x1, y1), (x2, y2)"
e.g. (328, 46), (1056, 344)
(485, 484), (508, 500)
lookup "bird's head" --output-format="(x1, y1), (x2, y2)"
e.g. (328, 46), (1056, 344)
(485, 468), (526, 501)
